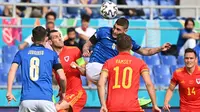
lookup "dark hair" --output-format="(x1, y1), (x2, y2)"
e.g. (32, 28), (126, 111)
(32, 26), (47, 42)
(184, 18), (195, 27)
(184, 48), (197, 57)
(67, 27), (76, 34)
(116, 33), (132, 51)
(81, 14), (90, 22)
(45, 11), (57, 20)
(48, 30), (59, 39)
(115, 18), (129, 29)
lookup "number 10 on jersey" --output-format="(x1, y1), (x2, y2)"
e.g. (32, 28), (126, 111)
(113, 66), (133, 89)
(30, 57), (40, 81)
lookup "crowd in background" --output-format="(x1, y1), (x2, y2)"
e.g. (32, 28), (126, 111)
(0, 0), (179, 18)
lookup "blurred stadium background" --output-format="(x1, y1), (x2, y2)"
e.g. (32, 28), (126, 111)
(1, 0), (200, 111)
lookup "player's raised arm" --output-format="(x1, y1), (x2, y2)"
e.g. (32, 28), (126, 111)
(97, 68), (108, 112)
(82, 34), (97, 57)
(141, 68), (161, 112)
(136, 43), (171, 56)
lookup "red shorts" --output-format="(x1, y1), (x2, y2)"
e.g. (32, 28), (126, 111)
(65, 90), (87, 112)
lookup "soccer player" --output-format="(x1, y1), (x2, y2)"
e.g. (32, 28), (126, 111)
(83, 17), (171, 84)
(163, 48), (200, 112)
(98, 34), (161, 112)
(6, 26), (66, 112)
(48, 30), (87, 112)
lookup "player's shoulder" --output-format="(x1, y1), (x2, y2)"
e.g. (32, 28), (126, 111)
(97, 27), (112, 32)
(105, 56), (116, 64)
(43, 47), (57, 55)
(174, 67), (185, 74)
(63, 46), (80, 52)
(196, 66), (200, 72)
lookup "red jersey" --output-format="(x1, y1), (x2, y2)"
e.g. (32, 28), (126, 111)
(102, 52), (148, 111)
(55, 46), (85, 94)
(171, 66), (200, 112)
(55, 46), (87, 112)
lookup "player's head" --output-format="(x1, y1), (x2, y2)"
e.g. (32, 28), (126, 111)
(184, 48), (197, 69)
(46, 21), (55, 31)
(32, 26), (48, 44)
(112, 18), (129, 38)
(184, 18), (195, 31)
(67, 27), (76, 40)
(116, 33), (132, 52)
(81, 14), (90, 31)
(45, 11), (57, 23)
(48, 30), (64, 49)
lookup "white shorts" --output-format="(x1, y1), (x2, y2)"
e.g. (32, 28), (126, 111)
(19, 100), (56, 112)
(86, 62), (103, 83)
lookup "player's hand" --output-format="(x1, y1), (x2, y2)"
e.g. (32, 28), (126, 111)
(163, 103), (171, 112)
(161, 43), (171, 51)
(70, 62), (78, 69)
(152, 105), (161, 112)
(100, 106), (108, 112)
(6, 93), (16, 104)
(83, 49), (91, 57)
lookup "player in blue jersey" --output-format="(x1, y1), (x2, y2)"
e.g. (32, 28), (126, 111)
(6, 26), (66, 112)
(83, 17), (171, 84)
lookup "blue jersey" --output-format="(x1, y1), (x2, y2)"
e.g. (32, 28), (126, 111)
(13, 44), (60, 101)
(177, 29), (196, 52)
(194, 45), (200, 64)
(89, 27), (141, 64)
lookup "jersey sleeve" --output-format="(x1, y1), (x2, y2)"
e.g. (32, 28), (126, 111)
(171, 72), (178, 86)
(94, 28), (104, 41)
(102, 60), (109, 73)
(131, 38), (141, 51)
(12, 51), (22, 65)
(24, 34), (33, 45)
(53, 52), (60, 65)
(139, 60), (149, 74)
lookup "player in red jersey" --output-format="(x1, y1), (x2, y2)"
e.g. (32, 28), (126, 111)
(163, 48), (200, 112)
(97, 33), (161, 112)
(48, 30), (87, 112)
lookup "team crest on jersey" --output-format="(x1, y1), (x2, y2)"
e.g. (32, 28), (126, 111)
(112, 43), (116, 50)
(196, 78), (200, 84)
(64, 56), (70, 62)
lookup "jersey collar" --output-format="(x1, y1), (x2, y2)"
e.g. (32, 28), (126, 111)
(119, 51), (131, 55)
(31, 44), (45, 47)
(184, 65), (199, 75)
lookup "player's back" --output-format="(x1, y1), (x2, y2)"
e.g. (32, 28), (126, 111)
(105, 52), (147, 111)
(15, 45), (57, 101)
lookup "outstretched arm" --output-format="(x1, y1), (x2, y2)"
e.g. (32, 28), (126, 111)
(136, 43), (171, 56)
